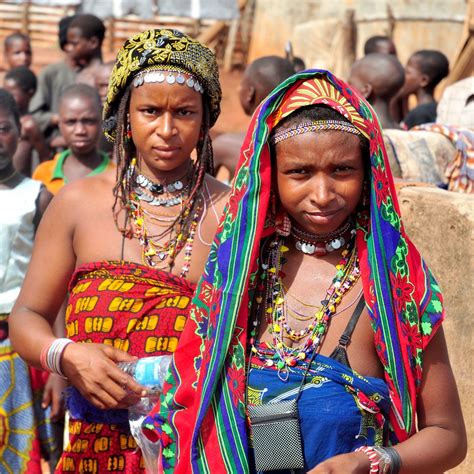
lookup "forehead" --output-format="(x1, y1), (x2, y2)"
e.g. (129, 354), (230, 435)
(67, 27), (85, 40)
(130, 80), (203, 105)
(4, 78), (22, 90)
(6, 38), (30, 52)
(407, 56), (422, 70)
(60, 95), (100, 116)
(275, 130), (362, 162)
(0, 108), (16, 124)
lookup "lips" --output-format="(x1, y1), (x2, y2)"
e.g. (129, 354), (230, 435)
(152, 146), (181, 159)
(153, 146), (179, 152)
(71, 140), (92, 147)
(303, 209), (341, 227)
(305, 210), (339, 218)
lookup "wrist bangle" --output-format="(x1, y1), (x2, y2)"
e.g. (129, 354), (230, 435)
(40, 338), (74, 378)
(384, 447), (402, 474)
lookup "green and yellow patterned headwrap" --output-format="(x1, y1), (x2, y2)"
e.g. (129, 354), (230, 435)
(103, 28), (222, 141)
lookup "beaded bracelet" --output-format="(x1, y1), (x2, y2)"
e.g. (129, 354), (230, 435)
(355, 446), (402, 474)
(40, 338), (75, 378)
(355, 446), (380, 473)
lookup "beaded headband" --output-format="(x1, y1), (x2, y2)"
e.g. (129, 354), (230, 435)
(271, 120), (362, 145)
(132, 66), (204, 93)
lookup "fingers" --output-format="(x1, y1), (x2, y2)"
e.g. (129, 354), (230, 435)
(85, 375), (142, 410)
(41, 385), (52, 410)
(105, 362), (147, 398)
(102, 345), (138, 363)
(61, 342), (146, 409)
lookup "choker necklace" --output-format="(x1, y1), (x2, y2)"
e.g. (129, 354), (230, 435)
(291, 220), (355, 256)
(134, 186), (188, 207)
(136, 173), (185, 194)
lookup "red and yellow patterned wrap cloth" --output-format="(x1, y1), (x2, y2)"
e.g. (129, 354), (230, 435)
(55, 261), (195, 473)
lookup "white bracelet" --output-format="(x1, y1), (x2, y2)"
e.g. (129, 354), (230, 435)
(40, 338), (75, 378)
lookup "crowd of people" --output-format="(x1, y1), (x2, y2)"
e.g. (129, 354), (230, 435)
(0, 11), (470, 474)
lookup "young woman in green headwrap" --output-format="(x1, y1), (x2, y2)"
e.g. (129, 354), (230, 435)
(9, 29), (229, 472)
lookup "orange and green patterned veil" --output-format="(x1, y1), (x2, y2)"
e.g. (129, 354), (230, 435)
(143, 70), (445, 472)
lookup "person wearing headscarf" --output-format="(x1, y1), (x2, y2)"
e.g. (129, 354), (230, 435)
(143, 70), (466, 473)
(9, 29), (229, 472)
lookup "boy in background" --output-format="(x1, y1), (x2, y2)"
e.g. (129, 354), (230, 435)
(4, 66), (50, 175)
(29, 14), (105, 148)
(3, 32), (32, 70)
(401, 50), (449, 129)
(349, 53), (405, 129)
(33, 84), (113, 194)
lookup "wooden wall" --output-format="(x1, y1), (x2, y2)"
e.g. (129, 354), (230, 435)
(247, 0), (469, 81)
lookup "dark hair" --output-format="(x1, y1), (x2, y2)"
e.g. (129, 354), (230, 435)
(58, 14), (78, 51)
(4, 32), (30, 51)
(364, 35), (393, 55)
(292, 57), (306, 73)
(412, 50), (449, 89)
(247, 56), (296, 93)
(59, 83), (102, 112)
(68, 14), (106, 44)
(271, 105), (369, 163)
(112, 85), (214, 238)
(5, 66), (37, 93)
(0, 88), (21, 130)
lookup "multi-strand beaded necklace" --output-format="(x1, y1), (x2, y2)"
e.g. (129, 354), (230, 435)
(126, 158), (200, 277)
(250, 234), (360, 380)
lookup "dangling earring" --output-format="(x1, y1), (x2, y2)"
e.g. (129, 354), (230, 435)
(125, 122), (132, 143)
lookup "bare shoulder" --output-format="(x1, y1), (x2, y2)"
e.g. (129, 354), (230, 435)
(47, 172), (115, 221)
(203, 174), (230, 212)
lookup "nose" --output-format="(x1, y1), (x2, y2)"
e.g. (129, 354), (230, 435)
(308, 173), (334, 208)
(74, 120), (87, 135)
(156, 112), (177, 140)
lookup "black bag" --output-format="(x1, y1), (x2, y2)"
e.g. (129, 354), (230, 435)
(248, 398), (304, 471)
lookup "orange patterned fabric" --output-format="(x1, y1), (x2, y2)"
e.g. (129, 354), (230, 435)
(55, 260), (195, 473)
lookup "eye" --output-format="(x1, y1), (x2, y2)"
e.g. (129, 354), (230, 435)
(141, 107), (159, 116)
(334, 165), (353, 172)
(176, 108), (195, 117)
(287, 168), (308, 176)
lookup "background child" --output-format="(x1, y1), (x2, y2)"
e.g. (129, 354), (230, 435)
(3, 32), (32, 70)
(4, 66), (50, 175)
(33, 83), (113, 194)
(401, 49), (449, 129)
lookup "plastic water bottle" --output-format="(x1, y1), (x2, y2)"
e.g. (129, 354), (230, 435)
(118, 355), (172, 474)
(118, 355), (172, 398)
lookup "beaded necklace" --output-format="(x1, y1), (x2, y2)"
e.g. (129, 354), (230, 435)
(128, 192), (200, 276)
(250, 235), (360, 380)
(126, 158), (200, 276)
